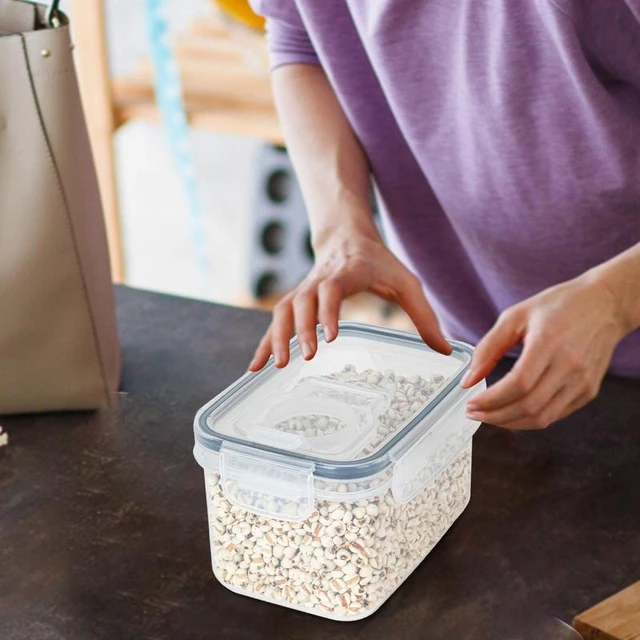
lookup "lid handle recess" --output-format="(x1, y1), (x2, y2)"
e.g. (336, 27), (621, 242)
(219, 442), (315, 521)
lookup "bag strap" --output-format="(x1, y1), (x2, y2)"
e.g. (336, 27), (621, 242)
(44, 0), (60, 27)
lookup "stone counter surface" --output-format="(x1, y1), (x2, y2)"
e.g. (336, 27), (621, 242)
(1, 287), (638, 640)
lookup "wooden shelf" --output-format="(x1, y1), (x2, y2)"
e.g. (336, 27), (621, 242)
(111, 14), (284, 145)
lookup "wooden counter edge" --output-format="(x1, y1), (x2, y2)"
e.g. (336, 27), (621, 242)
(572, 581), (640, 640)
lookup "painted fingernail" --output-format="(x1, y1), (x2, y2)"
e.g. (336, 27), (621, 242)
(301, 342), (313, 359)
(460, 369), (475, 387)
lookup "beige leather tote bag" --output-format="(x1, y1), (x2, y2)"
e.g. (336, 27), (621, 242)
(0, 0), (120, 414)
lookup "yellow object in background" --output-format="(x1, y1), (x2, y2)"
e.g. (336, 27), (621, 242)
(213, 0), (266, 32)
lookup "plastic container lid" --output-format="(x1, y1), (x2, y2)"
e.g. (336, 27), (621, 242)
(195, 323), (475, 489)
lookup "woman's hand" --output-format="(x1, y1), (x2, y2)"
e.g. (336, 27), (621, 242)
(248, 231), (452, 371)
(461, 275), (629, 429)
(249, 66), (454, 371)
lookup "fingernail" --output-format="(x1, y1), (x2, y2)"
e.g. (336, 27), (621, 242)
(301, 342), (313, 359)
(466, 411), (482, 420)
(460, 369), (475, 388)
(323, 325), (334, 342)
(275, 349), (287, 367)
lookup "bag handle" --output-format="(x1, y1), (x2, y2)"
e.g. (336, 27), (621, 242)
(45, 0), (60, 27)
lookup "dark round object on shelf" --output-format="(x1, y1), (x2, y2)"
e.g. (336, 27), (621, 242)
(260, 220), (286, 255)
(266, 169), (292, 203)
(254, 271), (281, 298)
(304, 228), (314, 260)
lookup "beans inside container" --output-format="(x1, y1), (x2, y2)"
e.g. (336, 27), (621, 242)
(204, 366), (472, 620)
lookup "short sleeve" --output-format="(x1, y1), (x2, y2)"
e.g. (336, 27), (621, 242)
(249, 0), (321, 70)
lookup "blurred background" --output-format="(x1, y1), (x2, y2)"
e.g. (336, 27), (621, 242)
(68, 0), (414, 329)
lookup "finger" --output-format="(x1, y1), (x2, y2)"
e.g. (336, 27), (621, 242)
(293, 286), (320, 360)
(498, 385), (579, 430)
(248, 330), (274, 371)
(466, 333), (553, 411)
(461, 310), (524, 389)
(466, 366), (568, 424)
(271, 299), (295, 367)
(317, 278), (342, 342)
(395, 276), (452, 355)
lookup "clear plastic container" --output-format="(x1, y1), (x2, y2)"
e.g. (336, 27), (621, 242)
(193, 323), (485, 621)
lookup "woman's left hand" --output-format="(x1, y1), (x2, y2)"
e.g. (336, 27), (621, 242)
(460, 275), (628, 429)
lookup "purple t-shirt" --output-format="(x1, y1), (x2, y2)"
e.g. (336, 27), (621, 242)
(253, 0), (640, 378)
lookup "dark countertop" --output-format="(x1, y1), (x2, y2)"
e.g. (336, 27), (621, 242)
(1, 287), (638, 640)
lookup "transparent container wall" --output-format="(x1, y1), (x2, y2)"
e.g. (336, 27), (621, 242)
(205, 441), (472, 621)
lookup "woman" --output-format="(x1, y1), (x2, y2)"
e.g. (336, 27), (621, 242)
(248, 1), (640, 430)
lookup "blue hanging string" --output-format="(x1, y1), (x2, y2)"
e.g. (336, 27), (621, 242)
(145, 0), (211, 297)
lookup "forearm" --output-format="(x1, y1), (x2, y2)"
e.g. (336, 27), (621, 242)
(272, 64), (378, 249)
(586, 242), (640, 334)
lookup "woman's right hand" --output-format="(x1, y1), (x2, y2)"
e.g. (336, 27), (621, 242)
(249, 66), (448, 370)
(248, 230), (452, 371)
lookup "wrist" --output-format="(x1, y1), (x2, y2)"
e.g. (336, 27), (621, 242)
(583, 261), (640, 336)
(311, 217), (382, 255)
